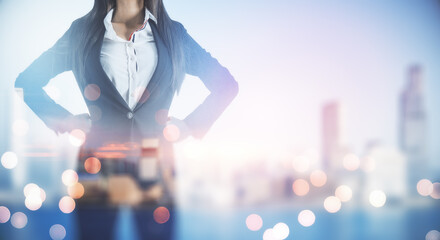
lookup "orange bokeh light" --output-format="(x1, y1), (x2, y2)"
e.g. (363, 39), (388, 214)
(84, 157), (101, 174)
(68, 182), (85, 199)
(292, 179), (310, 196)
(153, 206), (170, 224)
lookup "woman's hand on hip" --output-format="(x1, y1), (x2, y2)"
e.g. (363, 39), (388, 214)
(165, 116), (192, 142)
(56, 113), (92, 135)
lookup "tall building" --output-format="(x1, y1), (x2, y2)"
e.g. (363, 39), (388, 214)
(399, 65), (428, 195)
(322, 101), (347, 171)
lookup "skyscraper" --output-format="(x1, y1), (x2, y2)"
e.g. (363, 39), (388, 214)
(322, 101), (347, 171)
(399, 65), (428, 195)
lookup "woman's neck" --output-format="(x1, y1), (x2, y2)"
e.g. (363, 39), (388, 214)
(112, 0), (145, 26)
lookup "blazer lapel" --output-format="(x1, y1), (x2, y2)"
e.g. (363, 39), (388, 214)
(132, 18), (171, 112)
(94, 18), (171, 112)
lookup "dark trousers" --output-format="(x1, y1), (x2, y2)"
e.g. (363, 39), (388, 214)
(75, 204), (175, 240)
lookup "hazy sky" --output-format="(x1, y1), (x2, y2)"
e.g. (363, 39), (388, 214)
(1, 0), (439, 166)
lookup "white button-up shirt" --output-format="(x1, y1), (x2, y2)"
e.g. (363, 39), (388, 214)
(100, 7), (158, 110)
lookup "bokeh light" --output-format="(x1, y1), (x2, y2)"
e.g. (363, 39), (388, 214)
(246, 214), (263, 231)
(0, 206), (11, 223)
(343, 153), (360, 171)
(292, 155), (310, 173)
(49, 224), (67, 240)
(10, 212), (27, 229)
(335, 185), (353, 202)
(298, 209), (315, 227)
(62, 170), (78, 187)
(369, 190), (387, 207)
(12, 119), (29, 136)
(430, 183), (440, 200)
(23, 183), (40, 198)
(1, 151), (18, 169)
(273, 222), (290, 240)
(68, 182), (85, 199)
(40, 188), (47, 202)
(417, 179), (434, 196)
(263, 228), (276, 240)
(68, 129), (86, 146)
(84, 84), (101, 101)
(292, 179), (310, 196)
(84, 157), (101, 174)
(153, 206), (170, 224)
(163, 124), (180, 142)
(324, 196), (342, 213)
(59, 196), (75, 214)
(310, 170), (327, 187)
(426, 230), (440, 240)
(25, 196), (42, 211)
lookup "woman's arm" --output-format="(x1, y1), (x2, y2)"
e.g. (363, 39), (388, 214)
(14, 20), (78, 135)
(175, 21), (239, 140)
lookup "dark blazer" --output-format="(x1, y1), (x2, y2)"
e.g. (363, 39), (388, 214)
(14, 17), (239, 152)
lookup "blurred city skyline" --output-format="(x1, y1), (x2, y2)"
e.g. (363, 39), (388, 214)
(0, 0), (439, 239)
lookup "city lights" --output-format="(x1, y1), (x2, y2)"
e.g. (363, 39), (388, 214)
(25, 196), (42, 211)
(430, 183), (440, 200)
(67, 182), (85, 199)
(59, 196), (76, 214)
(62, 170), (78, 186)
(84, 83), (101, 101)
(292, 179), (310, 196)
(273, 222), (290, 240)
(298, 209), (315, 227)
(369, 190), (386, 208)
(163, 124), (180, 142)
(1, 151), (18, 169)
(263, 228), (276, 240)
(10, 212), (27, 229)
(335, 185), (352, 202)
(84, 157), (101, 174)
(310, 170), (327, 187)
(153, 206), (170, 224)
(426, 230), (440, 240)
(23, 183), (45, 211)
(49, 224), (67, 240)
(417, 179), (434, 196)
(246, 214), (263, 231)
(23, 183), (40, 197)
(0, 206), (11, 223)
(324, 196), (342, 213)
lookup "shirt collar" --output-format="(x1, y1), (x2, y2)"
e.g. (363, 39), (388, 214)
(103, 7), (157, 41)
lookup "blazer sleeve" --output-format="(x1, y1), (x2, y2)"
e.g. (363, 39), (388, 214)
(176, 21), (239, 139)
(14, 20), (77, 134)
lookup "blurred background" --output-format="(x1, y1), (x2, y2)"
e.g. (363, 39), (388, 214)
(1, 0), (440, 239)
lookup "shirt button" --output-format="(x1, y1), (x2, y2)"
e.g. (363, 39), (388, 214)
(127, 42), (134, 48)
(127, 112), (134, 119)
(130, 56), (135, 61)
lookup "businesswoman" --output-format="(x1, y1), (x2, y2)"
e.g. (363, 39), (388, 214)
(14, 0), (239, 239)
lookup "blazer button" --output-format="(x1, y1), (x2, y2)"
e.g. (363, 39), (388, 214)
(127, 112), (134, 119)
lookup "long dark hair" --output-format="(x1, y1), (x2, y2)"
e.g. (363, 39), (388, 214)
(72, 0), (185, 95)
